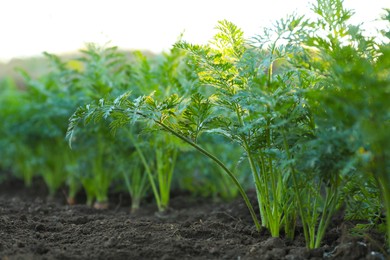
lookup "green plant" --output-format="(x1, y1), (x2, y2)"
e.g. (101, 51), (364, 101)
(3, 66), (81, 197)
(49, 44), (134, 207)
(279, 0), (389, 248)
(344, 174), (382, 223)
(286, 128), (353, 248)
(247, 0), (389, 248)
(126, 49), (194, 212)
(174, 17), (321, 237)
(301, 2), (390, 247)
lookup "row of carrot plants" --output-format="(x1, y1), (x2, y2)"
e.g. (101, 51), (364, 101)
(0, 0), (388, 249)
(0, 44), (244, 211)
(67, 0), (389, 249)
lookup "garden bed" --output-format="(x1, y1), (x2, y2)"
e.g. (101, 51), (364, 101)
(0, 179), (386, 260)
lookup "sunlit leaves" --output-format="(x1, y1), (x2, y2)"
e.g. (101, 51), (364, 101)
(211, 20), (245, 61)
(179, 93), (213, 142)
(176, 20), (245, 98)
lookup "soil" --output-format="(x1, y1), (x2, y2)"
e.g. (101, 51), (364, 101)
(0, 178), (388, 260)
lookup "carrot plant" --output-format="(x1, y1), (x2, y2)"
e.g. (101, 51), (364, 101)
(126, 50), (188, 212)
(0, 65), (79, 197)
(268, 0), (389, 248)
(118, 151), (149, 213)
(300, 2), (390, 247)
(52, 44), (134, 207)
(112, 127), (151, 211)
(16, 67), (81, 198)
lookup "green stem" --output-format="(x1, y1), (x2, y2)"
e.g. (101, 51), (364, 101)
(309, 182), (321, 248)
(282, 131), (310, 246)
(315, 187), (337, 248)
(155, 139), (177, 209)
(128, 133), (163, 211)
(247, 150), (267, 227)
(123, 169), (146, 212)
(257, 152), (268, 227)
(156, 146), (165, 205)
(131, 197), (141, 213)
(233, 104), (266, 229)
(264, 50), (283, 237)
(164, 147), (177, 207)
(94, 137), (109, 203)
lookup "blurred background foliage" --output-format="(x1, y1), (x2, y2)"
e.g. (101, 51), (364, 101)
(0, 44), (248, 208)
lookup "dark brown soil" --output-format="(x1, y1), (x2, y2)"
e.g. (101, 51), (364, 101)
(0, 178), (387, 260)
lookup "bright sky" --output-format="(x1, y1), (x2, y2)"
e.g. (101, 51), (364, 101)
(0, 0), (388, 62)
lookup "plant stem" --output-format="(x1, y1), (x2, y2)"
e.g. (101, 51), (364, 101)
(233, 103), (267, 229)
(128, 133), (163, 212)
(247, 149), (267, 227)
(315, 186), (337, 248)
(257, 152), (268, 226)
(282, 131), (310, 247)
(155, 137), (177, 209)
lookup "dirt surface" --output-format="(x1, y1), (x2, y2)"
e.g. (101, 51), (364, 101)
(0, 178), (387, 260)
